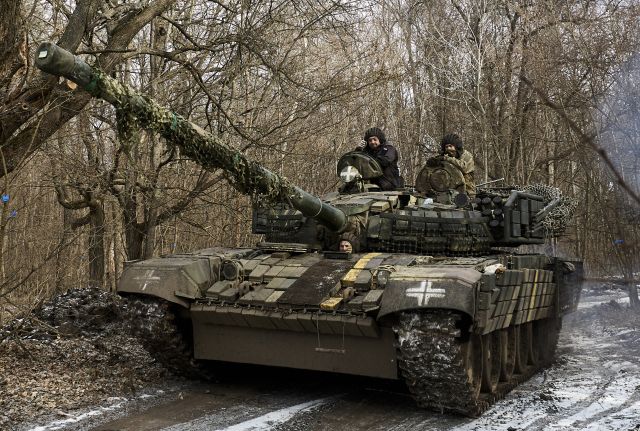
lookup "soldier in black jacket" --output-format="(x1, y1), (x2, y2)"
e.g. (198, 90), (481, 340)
(356, 127), (400, 191)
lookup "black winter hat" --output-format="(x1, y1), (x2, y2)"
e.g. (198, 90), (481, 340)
(364, 127), (386, 144)
(441, 133), (463, 153)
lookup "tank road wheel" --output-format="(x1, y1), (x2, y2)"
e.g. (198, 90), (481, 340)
(461, 332), (483, 399)
(514, 324), (530, 374)
(481, 331), (502, 393)
(499, 327), (516, 382)
(528, 321), (543, 366)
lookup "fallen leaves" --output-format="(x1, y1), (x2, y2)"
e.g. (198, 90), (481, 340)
(0, 287), (173, 430)
(0, 334), (169, 429)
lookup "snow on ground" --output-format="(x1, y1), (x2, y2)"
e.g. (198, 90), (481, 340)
(12, 288), (640, 431)
(197, 397), (334, 431)
(453, 292), (640, 431)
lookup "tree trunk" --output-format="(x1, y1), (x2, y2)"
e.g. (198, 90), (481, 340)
(88, 200), (105, 287)
(54, 207), (74, 294)
(0, 0), (22, 77)
(124, 210), (144, 261)
(144, 193), (158, 259)
(629, 284), (639, 310)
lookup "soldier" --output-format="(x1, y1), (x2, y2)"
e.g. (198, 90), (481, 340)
(339, 240), (353, 253)
(356, 127), (400, 191)
(426, 133), (476, 197)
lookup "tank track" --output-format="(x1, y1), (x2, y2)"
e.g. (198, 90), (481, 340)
(124, 296), (208, 379)
(394, 310), (548, 417)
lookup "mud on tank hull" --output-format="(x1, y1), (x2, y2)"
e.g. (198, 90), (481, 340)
(118, 247), (583, 416)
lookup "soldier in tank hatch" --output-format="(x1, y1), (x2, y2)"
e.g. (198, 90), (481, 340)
(426, 133), (476, 197)
(339, 240), (353, 253)
(355, 127), (400, 191)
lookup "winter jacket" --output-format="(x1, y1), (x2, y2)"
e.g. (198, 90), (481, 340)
(362, 142), (400, 191)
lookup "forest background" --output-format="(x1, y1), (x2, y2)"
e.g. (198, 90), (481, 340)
(1, 0), (640, 315)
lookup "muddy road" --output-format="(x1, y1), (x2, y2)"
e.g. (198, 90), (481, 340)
(24, 288), (640, 431)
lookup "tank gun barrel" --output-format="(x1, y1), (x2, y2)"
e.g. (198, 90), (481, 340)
(34, 42), (347, 233)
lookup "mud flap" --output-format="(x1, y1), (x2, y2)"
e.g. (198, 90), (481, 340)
(378, 267), (480, 318)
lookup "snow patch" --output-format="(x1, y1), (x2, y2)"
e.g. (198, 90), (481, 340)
(28, 400), (128, 431)
(553, 375), (640, 427)
(212, 397), (332, 431)
(581, 400), (640, 430)
(27, 391), (163, 431)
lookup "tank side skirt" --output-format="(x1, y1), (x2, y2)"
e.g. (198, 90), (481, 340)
(118, 259), (214, 308)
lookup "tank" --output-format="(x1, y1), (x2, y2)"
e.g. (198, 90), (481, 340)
(35, 43), (584, 416)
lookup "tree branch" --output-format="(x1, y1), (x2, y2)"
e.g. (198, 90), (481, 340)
(521, 75), (640, 208)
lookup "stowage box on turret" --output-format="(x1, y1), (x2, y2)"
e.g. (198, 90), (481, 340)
(36, 43), (583, 416)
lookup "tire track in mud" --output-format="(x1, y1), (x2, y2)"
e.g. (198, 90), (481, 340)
(550, 368), (640, 428)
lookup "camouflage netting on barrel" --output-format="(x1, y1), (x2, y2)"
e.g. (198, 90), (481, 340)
(87, 68), (295, 207)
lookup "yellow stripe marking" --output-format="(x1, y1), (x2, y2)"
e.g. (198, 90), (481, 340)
(529, 270), (539, 310)
(342, 253), (381, 285)
(342, 269), (361, 286)
(321, 297), (343, 310)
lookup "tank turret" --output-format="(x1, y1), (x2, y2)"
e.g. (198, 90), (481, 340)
(255, 146), (578, 255)
(35, 43), (584, 417)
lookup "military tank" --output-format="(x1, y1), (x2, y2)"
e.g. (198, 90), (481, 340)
(35, 42), (583, 416)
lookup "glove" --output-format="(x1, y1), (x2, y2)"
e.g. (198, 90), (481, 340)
(355, 140), (366, 151)
(427, 155), (444, 166)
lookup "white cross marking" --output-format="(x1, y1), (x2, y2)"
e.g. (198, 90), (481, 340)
(133, 269), (161, 290)
(406, 280), (445, 306)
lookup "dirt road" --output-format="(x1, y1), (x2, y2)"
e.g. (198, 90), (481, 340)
(24, 288), (640, 431)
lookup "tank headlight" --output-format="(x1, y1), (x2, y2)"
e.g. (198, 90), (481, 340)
(340, 166), (361, 183)
(222, 260), (243, 280)
(376, 270), (391, 287)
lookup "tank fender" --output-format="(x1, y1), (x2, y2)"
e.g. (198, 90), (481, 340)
(118, 256), (219, 308)
(378, 267), (481, 319)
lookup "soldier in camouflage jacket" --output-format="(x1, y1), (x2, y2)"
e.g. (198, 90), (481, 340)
(426, 134), (476, 197)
